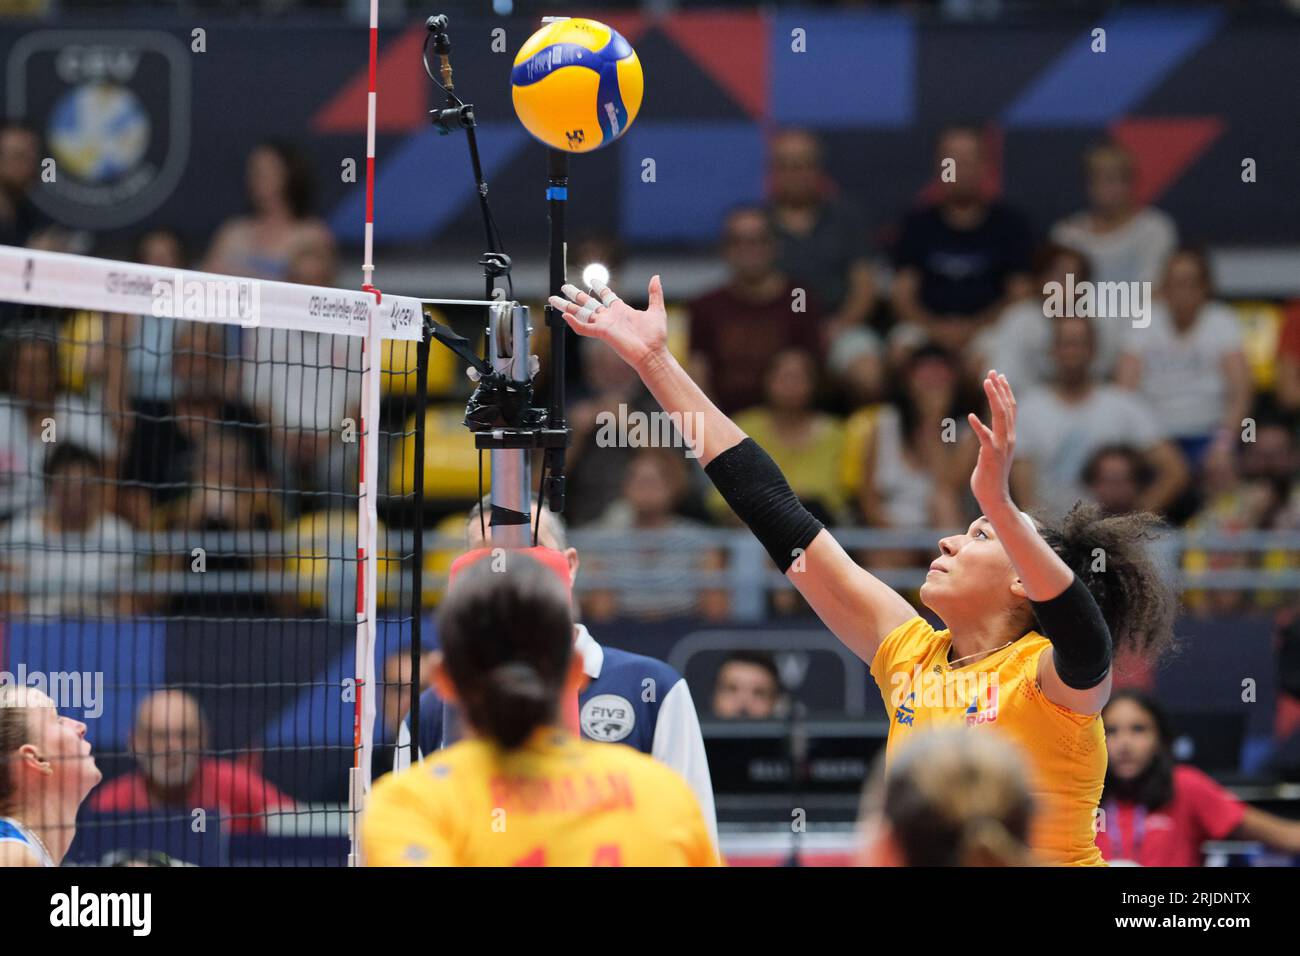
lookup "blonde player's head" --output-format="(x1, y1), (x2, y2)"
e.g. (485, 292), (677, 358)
(0, 686), (101, 818)
(858, 729), (1034, 867)
(432, 552), (582, 750)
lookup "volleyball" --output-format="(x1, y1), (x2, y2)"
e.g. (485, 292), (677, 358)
(510, 17), (644, 154)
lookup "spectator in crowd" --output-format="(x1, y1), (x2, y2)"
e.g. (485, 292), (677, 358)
(1264, 608), (1300, 783)
(1082, 444), (1152, 517)
(1238, 406), (1300, 530)
(1051, 140), (1179, 286)
(1012, 314), (1188, 517)
(1274, 299), (1300, 416)
(1116, 248), (1252, 470)
(244, 235), (357, 519)
(564, 336), (665, 527)
(587, 446), (728, 621)
(1182, 406), (1300, 614)
(0, 332), (117, 522)
(858, 729), (1034, 867)
(890, 125), (1034, 356)
(371, 649), (433, 780)
(70, 232), (178, 539)
(90, 690), (295, 834)
(203, 140), (333, 281)
(0, 685), (102, 868)
(728, 348), (847, 525)
(0, 119), (44, 248)
(711, 651), (783, 720)
(688, 205), (823, 414)
(1098, 690), (1300, 865)
(0, 444), (136, 616)
(395, 498), (717, 846)
(120, 320), (267, 514)
(171, 426), (280, 534)
(766, 128), (877, 348)
(126, 229), (187, 406)
(971, 243), (1126, 389)
(857, 345), (973, 565)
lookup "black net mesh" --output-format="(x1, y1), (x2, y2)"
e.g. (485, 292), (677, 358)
(0, 304), (424, 867)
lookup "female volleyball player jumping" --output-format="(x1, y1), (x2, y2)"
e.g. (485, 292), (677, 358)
(0, 687), (102, 867)
(361, 550), (718, 867)
(551, 277), (1176, 866)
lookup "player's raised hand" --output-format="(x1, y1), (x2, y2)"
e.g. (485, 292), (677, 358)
(967, 370), (1018, 512)
(549, 275), (668, 372)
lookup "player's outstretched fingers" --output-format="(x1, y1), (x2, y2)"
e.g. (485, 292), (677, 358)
(588, 281), (621, 308)
(560, 283), (602, 322)
(548, 295), (599, 335)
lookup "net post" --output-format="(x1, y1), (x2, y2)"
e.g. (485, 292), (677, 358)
(349, 304), (382, 865)
(487, 302), (533, 548)
(408, 313), (431, 767)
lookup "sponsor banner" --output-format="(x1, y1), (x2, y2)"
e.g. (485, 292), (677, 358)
(0, 244), (425, 340)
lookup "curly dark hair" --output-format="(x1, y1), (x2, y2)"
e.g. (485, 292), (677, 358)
(1036, 502), (1178, 661)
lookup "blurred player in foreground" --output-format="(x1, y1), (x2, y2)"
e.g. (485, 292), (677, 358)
(551, 276), (1177, 866)
(858, 729), (1035, 866)
(394, 500), (716, 844)
(0, 686), (102, 867)
(362, 550), (720, 867)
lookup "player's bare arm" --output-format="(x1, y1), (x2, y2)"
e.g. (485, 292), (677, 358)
(551, 277), (915, 664)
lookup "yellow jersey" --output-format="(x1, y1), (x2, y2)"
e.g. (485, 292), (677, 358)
(870, 616), (1106, 867)
(362, 727), (720, 867)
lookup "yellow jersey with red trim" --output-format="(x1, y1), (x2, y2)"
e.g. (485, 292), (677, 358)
(361, 727), (720, 867)
(870, 616), (1106, 867)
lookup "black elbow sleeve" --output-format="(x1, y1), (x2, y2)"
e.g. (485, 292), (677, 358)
(704, 438), (824, 573)
(1029, 575), (1113, 690)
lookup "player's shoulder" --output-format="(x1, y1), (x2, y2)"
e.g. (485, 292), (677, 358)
(0, 840), (40, 867)
(874, 615), (944, 667)
(375, 739), (478, 798)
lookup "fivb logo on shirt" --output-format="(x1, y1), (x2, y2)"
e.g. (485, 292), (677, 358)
(580, 694), (635, 742)
(594, 403), (704, 459)
(1042, 272), (1151, 329)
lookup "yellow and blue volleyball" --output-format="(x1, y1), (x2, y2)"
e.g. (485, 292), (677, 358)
(511, 18), (643, 154)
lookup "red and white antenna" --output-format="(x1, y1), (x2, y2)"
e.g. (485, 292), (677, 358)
(349, 0), (383, 867)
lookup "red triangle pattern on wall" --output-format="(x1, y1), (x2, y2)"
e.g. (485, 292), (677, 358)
(312, 23), (430, 134)
(660, 11), (769, 121)
(1108, 117), (1224, 206)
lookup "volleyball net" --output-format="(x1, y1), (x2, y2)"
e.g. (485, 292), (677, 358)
(0, 244), (453, 866)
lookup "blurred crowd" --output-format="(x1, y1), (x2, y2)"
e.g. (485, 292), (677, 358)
(2, 119), (1300, 623)
(560, 127), (1300, 621)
